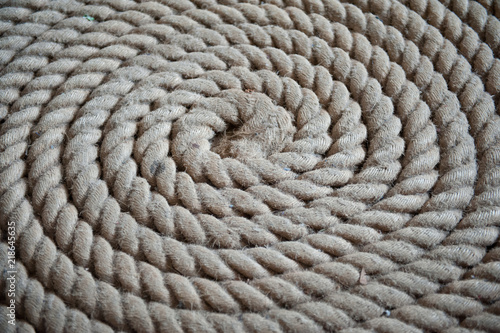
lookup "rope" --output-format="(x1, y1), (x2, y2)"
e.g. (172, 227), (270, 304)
(1, 0), (499, 332)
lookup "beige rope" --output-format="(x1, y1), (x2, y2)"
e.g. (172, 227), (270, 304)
(1, 0), (499, 332)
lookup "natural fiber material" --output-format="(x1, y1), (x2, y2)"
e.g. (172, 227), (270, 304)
(1, 0), (500, 332)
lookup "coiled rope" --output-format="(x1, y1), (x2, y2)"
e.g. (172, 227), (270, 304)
(1, 0), (499, 332)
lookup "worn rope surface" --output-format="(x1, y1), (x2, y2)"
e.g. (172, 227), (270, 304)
(1, 0), (500, 332)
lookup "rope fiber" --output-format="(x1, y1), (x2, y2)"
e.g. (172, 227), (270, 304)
(1, 0), (500, 332)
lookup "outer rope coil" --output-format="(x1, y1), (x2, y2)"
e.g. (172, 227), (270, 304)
(1, 0), (500, 332)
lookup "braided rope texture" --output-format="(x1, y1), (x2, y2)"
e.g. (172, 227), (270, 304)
(1, 0), (500, 332)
